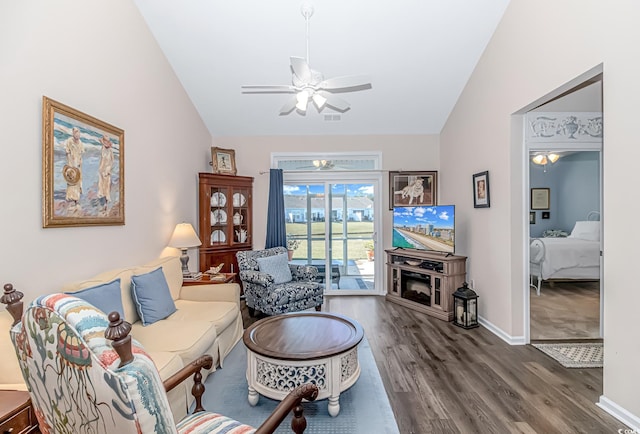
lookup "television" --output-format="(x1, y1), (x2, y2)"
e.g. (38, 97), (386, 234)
(392, 205), (455, 254)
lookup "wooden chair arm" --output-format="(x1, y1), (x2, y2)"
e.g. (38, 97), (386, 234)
(1, 283), (24, 327)
(104, 312), (213, 413)
(163, 354), (214, 413)
(255, 383), (319, 434)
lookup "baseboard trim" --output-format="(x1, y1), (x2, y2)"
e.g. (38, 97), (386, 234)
(479, 315), (526, 345)
(597, 395), (640, 431)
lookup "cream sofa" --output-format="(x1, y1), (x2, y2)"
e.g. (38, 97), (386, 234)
(1, 255), (243, 421)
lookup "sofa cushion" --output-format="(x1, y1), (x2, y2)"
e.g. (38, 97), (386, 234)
(131, 320), (218, 364)
(135, 255), (183, 301)
(67, 279), (125, 318)
(256, 253), (292, 284)
(131, 267), (177, 326)
(172, 300), (239, 335)
(61, 267), (139, 323)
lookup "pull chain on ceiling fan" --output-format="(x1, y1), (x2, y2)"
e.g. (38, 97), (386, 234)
(241, 3), (372, 115)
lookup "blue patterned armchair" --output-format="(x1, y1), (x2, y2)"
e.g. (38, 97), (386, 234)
(236, 247), (324, 317)
(2, 285), (318, 434)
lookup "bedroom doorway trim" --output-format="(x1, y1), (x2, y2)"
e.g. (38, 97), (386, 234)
(516, 64), (604, 345)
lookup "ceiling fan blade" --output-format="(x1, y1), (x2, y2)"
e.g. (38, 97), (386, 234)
(241, 85), (296, 94)
(241, 85), (295, 90)
(290, 56), (312, 83)
(318, 91), (350, 111)
(319, 75), (372, 90)
(279, 95), (298, 115)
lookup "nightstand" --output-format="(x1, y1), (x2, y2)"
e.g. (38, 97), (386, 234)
(182, 273), (237, 286)
(0, 390), (39, 433)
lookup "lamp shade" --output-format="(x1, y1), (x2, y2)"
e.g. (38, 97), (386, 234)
(168, 223), (202, 249)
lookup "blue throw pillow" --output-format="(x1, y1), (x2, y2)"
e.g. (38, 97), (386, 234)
(67, 279), (125, 319)
(256, 253), (292, 284)
(131, 267), (177, 326)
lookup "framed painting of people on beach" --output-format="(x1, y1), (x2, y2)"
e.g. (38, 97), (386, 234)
(389, 171), (437, 210)
(42, 96), (124, 228)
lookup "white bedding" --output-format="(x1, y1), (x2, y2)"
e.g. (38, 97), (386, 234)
(530, 237), (600, 279)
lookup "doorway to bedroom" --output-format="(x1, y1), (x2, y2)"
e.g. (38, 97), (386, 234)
(526, 77), (603, 342)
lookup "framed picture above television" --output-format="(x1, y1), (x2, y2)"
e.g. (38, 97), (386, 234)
(389, 171), (437, 210)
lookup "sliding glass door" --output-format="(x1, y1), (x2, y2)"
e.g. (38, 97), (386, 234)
(284, 173), (382, 295)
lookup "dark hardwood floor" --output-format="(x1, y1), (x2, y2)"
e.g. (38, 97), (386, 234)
(242, 295), (624, 433)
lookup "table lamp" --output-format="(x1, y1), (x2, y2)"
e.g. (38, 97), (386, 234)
(169, 223), (202, 277)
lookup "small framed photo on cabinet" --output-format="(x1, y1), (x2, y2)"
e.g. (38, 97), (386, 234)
(211, 147), (237, 175)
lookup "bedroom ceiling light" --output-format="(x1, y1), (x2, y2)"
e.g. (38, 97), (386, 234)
(532, 153), (560, 165)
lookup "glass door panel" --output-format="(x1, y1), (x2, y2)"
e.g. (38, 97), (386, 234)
(327, 183), (375, 292)
(284, 183), (329, 284)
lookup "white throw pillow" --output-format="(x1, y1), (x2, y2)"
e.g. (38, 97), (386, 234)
(256, 253), (292, 284)
(569, 221), (600, 241)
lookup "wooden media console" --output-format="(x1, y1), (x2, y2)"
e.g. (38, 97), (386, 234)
(385, 249), (467, 321)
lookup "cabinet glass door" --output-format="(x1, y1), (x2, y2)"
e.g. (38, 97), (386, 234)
(231, 186), (250, 245)
(209, 186), (229, 247)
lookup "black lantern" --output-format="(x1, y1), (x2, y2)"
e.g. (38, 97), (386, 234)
(452, 282), (479, 329)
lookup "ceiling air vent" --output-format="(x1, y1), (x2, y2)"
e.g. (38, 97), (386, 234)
(324, 114), (342, 122)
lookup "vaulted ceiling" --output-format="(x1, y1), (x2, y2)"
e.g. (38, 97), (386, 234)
(133, 1), (510, 137)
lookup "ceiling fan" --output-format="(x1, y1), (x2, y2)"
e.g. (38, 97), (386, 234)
(241, 3), (372, 115)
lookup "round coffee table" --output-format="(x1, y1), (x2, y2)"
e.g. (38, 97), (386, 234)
(243, 312), (364, 417)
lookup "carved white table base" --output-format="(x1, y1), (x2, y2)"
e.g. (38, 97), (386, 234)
(245, 346), (361, 417)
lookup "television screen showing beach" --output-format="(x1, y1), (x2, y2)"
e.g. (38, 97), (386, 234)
(392, 205), (455, 253)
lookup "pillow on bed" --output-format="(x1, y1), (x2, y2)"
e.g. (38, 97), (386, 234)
(568, 221), (600, 241)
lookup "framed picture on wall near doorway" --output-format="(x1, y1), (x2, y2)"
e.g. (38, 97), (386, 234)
(472, 171), (490, 208)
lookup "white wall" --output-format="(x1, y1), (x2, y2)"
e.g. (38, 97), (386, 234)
(441, 0), (640, 424)
(214, 135), (439, 254)
(0, 1), (211, 302)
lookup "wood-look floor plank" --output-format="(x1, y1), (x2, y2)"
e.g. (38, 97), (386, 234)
(241, 295), (624, 433)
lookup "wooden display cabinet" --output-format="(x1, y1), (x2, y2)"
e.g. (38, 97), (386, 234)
(386, 249), (466, 321)
(198, 173), (253, 283)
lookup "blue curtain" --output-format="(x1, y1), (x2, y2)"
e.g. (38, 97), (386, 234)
(265, 169), (287, 248)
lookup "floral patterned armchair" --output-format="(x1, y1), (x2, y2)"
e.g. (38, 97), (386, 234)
(236, 247), (324, 317)
(2, 284), (318, 434)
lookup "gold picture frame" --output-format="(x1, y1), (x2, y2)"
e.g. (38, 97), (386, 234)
(42, 97), (124, 228)
(211, 147), (237, 175)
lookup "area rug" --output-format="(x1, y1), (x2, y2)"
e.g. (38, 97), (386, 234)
(532, 342), (603, 368)
(200, 336), (400, 433)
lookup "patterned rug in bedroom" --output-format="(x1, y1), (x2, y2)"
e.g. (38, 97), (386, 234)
(532, 342), (603, 368)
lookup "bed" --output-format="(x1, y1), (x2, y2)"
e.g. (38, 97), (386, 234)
(530, 214), (601, 295)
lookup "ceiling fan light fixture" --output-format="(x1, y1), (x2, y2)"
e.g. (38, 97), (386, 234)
(296, 90), (310, 111)
(312, 92), (327, 109)
(532, 154), (547, 165)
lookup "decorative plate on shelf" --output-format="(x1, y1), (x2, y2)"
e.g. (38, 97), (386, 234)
(211, 230), (226, 243)
(232, 193), (246, 207)
(211, 192), (226, 207)
(211, 209), (227, 224)
(405, 260), (421, 266)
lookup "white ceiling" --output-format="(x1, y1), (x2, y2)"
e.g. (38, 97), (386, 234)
(133, 0), (510, 137)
